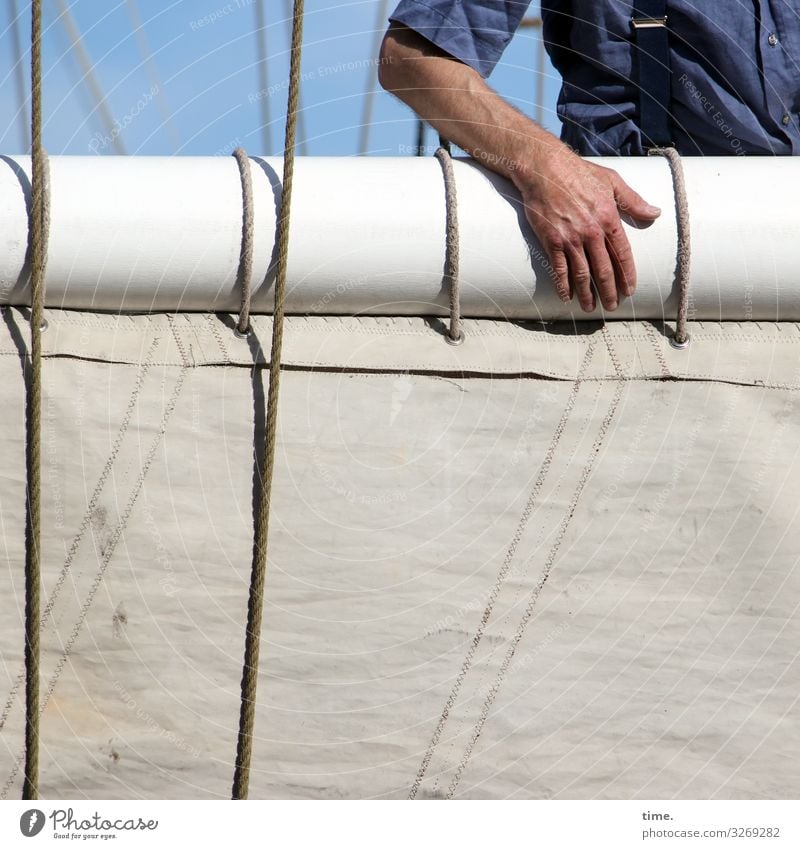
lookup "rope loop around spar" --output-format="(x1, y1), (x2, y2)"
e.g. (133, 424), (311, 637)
(647, 146), (691, 349)
(232, 147), (255, 337)
(433, 137), (464, 346)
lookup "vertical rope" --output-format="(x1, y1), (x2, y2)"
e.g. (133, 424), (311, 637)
(282, 0), (308, 156)
(231, 0), (304, 801)
(434, 137), (464, 345)
(648, 146), (691, 347)
(24, 0), (50, 801)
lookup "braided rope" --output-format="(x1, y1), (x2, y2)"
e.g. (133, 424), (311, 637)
(232, 147), (255, 336)
(23, 0), (50, 801)
(433, 138), (464, 345)
(231, 0), (304, 801)
(648, 146), (691, 348)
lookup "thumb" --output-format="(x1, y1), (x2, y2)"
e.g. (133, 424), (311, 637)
(613, 176), (661, 221)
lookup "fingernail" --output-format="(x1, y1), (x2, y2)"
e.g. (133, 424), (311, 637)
(648, 205), (662, 215)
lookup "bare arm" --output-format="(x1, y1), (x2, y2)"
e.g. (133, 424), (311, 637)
(378, 23), (661, 312)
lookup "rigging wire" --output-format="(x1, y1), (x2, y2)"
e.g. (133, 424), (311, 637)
(415, 119), (425, 155)
(123, 0), (180, 152)
(536, 23), (545, 126)
(53, 0), (127, 155)
(253, 0), (272, 154)
(519, 15), (545, 126)
(8, 0), (30, 151)
(357, 0), (390, 156)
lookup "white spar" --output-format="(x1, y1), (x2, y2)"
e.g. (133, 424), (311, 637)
(0, 154), (797, 320)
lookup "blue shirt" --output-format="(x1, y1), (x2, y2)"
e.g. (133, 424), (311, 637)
(388, 1), (800, 155)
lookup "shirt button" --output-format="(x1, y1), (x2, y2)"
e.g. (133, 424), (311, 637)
(781, 113), (791, 125)
(768, 33), (779, 46)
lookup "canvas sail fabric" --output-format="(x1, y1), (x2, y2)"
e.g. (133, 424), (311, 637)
(0, 308), (798, 799)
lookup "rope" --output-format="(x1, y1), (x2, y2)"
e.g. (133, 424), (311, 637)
(232, 147), (254, 336)
(434, 138), (464, 345)
(282, 0), (309, 156)
(648, 146), (691, 348)
(23, 0), (50, 801)
(231, 0), (305, 801)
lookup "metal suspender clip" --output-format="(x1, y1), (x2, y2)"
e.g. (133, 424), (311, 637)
(631, 16), (667, 28)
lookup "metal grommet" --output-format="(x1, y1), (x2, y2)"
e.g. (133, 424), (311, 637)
(40, 317), (49, 333)
(445, 329), (465, 346)
(234, 323), (251, 339)
(669, 332), (690, 350)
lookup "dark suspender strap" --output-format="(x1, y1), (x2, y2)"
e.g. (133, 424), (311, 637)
(631, 0), (672, 148)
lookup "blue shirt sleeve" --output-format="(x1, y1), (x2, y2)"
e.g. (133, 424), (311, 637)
(388, 0), (532, 77)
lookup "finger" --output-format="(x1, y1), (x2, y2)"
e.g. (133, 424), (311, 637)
(612, 175), (661, 222)
(549, 246), (572, 303)
(605, 221), (637, 297)
(566, 246), (596, 312)
(585, 234), (618, 311)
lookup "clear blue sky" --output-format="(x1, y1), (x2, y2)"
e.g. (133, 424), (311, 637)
(0, 0), (562, 157)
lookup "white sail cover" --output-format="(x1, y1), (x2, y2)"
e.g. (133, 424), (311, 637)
(1, 155), (800, 320)
(0, 308), (798, 799)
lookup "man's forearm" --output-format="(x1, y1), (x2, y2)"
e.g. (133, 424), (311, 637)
(378, 23), (563, 195)
(378, 23), (661, 313)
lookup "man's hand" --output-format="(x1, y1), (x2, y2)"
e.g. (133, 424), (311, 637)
(379, 24), (661, 312)
(516, 149), (661, 311)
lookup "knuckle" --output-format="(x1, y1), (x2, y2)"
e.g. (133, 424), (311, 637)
(584, 224), (604, 243)
(597, 205), (620, 229)
(594, 263), (614, 284)
(607, 232), (632, 258)
(566, 231), (584, 251)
